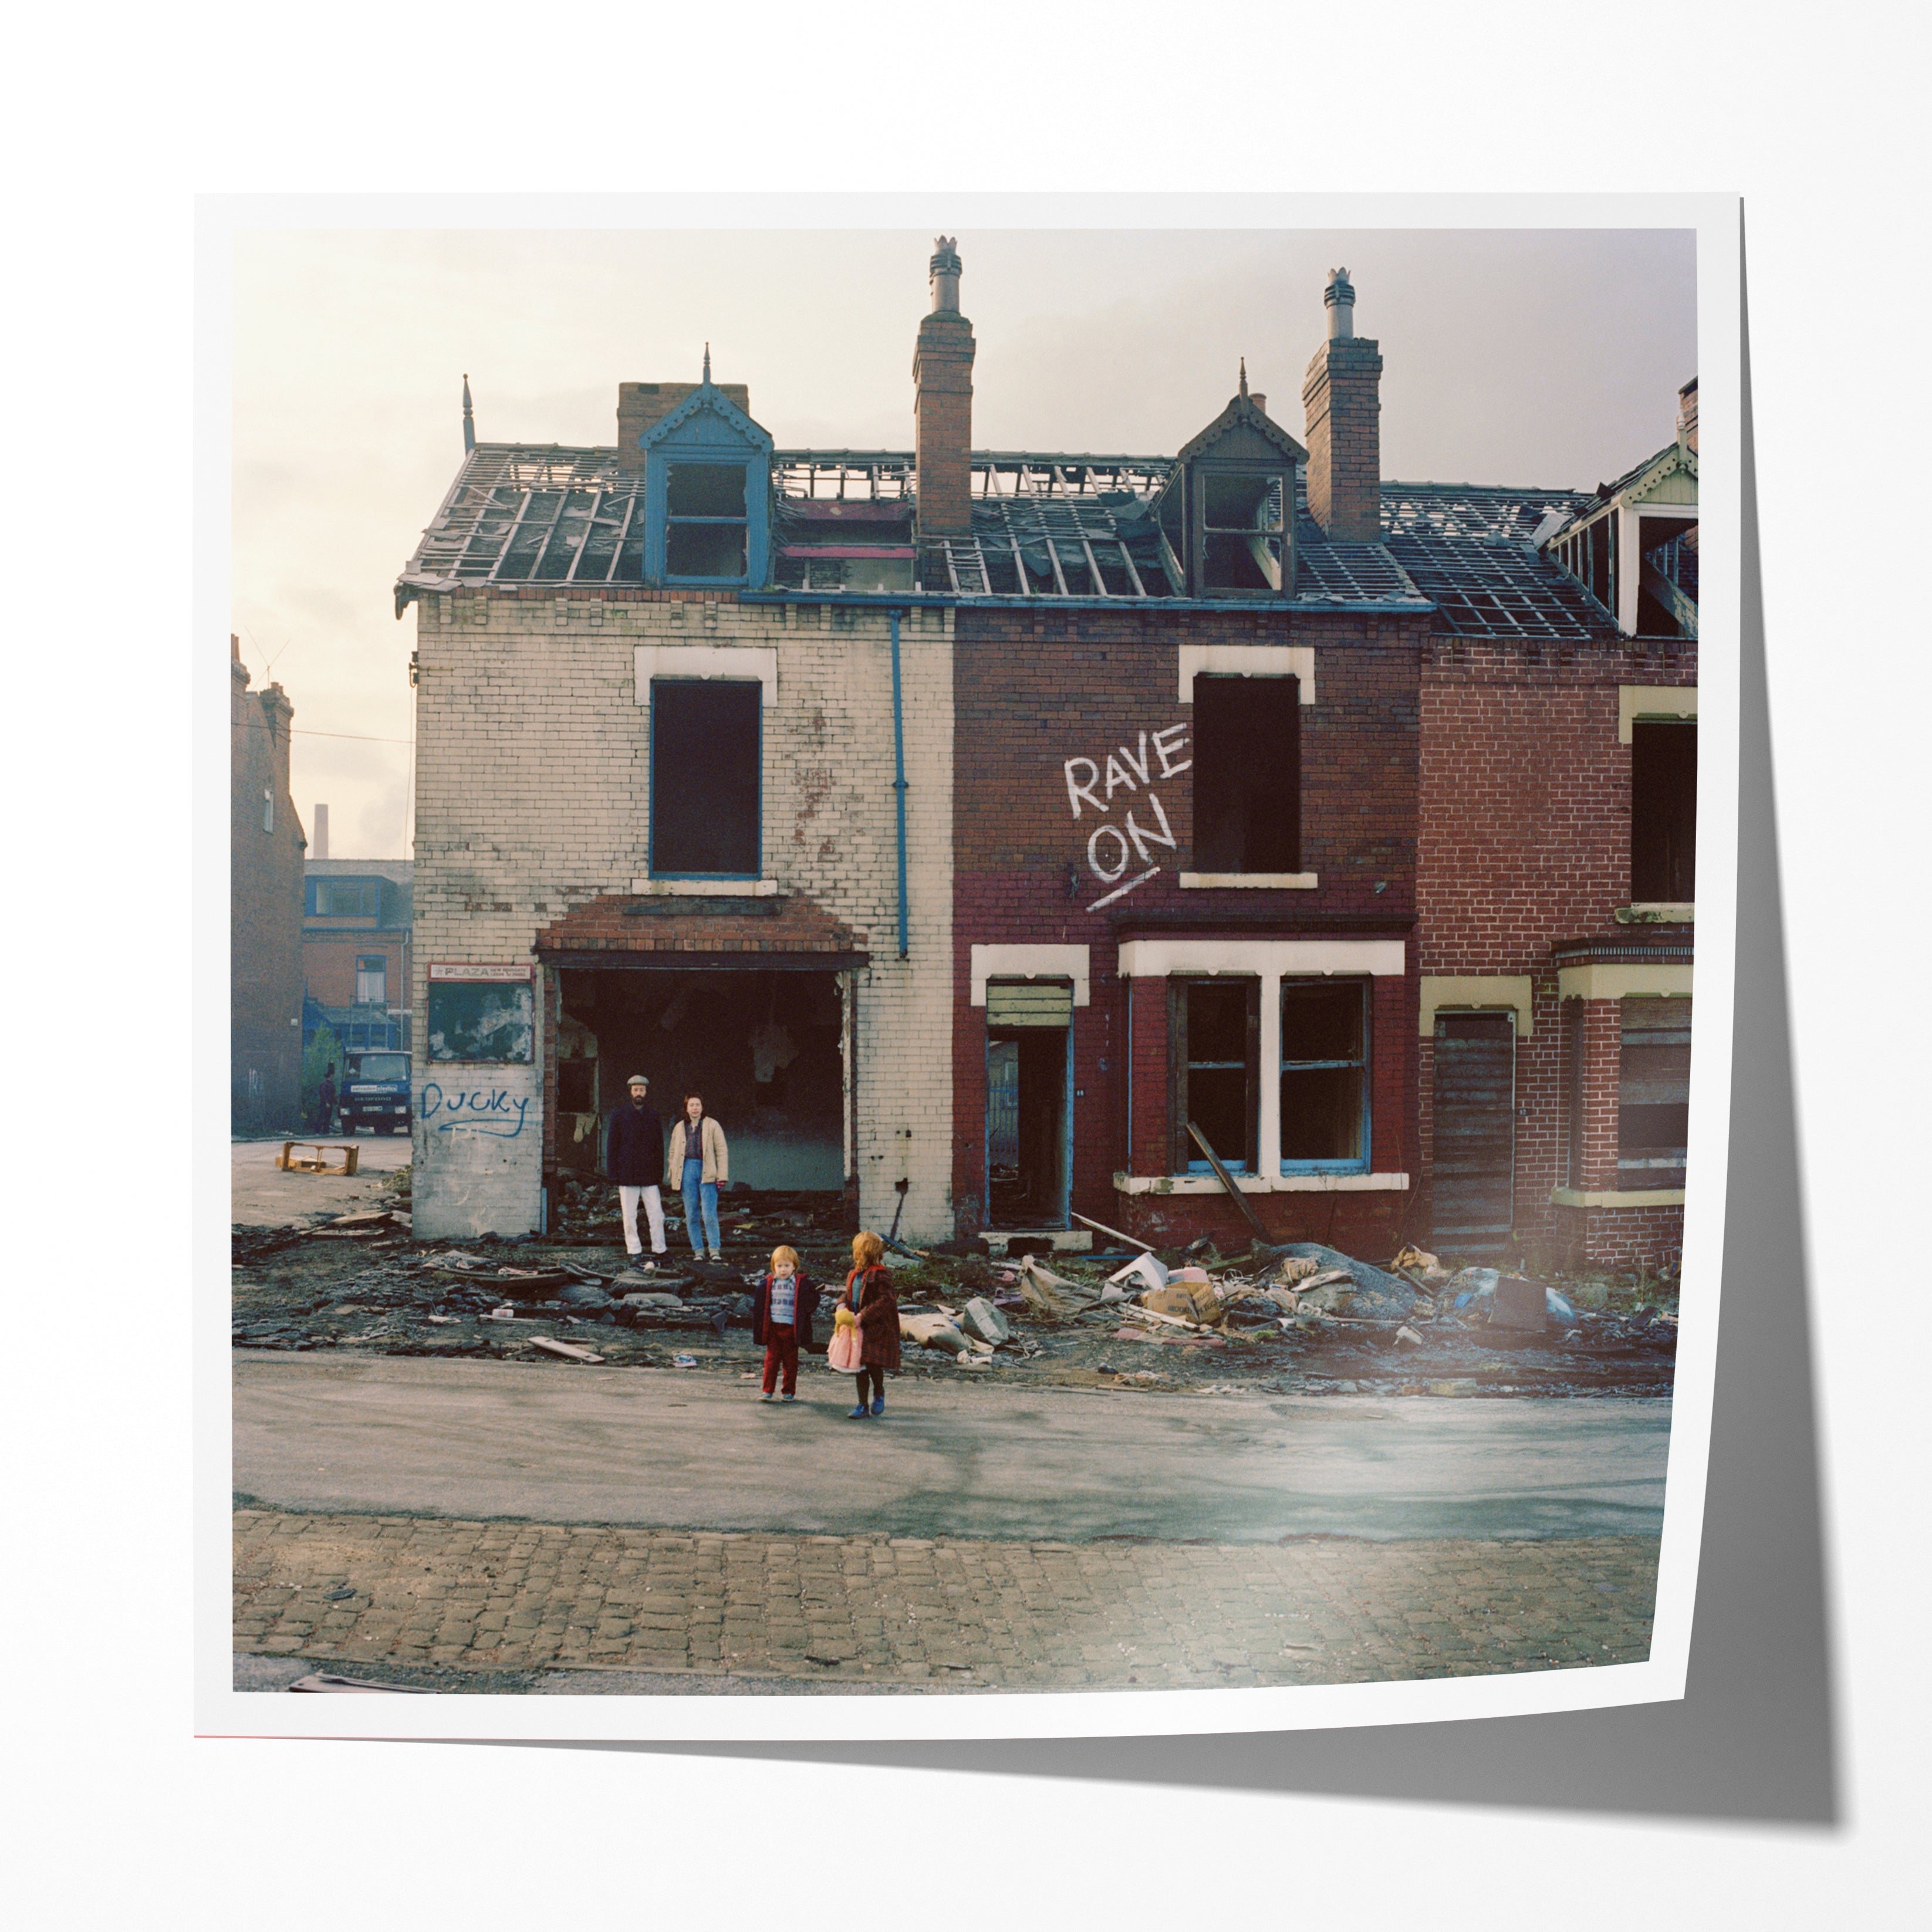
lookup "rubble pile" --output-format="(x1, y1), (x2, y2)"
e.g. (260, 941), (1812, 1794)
(232, 1205), (1679, 1398)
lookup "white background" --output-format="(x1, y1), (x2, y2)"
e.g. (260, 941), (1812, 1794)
(11, 3), (1925, 1926)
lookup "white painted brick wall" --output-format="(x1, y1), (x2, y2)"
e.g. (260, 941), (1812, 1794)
(411, 594), (955, 1241)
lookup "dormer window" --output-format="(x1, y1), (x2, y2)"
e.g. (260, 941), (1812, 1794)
(1160, 377), (1305, 600)
(640, 359), (772, 589)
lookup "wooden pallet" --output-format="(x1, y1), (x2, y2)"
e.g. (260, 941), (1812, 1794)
(276, 1141), (361, 1177)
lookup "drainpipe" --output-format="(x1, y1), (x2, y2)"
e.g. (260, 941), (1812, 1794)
(890, 609), (909, 960)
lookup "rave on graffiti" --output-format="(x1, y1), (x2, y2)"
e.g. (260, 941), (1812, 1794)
(418, 1082), (532, 1138)
(1063, 724), (1191, 911)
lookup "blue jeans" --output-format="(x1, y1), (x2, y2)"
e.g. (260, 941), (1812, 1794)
(682, 1157), (721, 1254)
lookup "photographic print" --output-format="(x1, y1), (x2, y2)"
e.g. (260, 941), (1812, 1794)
(211, 200), (1735, 1741)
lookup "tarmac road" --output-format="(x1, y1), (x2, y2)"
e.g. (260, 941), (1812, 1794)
(232, 1353), (1671, 1544)
(232, 1131), (412, 1227)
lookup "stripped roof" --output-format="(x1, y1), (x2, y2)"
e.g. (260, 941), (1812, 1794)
(397, 443), (1617, 636)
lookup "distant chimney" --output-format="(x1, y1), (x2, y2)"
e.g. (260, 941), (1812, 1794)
(1677, 377), (1698, 457)
(462, 374), (475, 454)
(616, 376), (752, 472)
(1302, 268), (1383, 542)
(914, 237), (976, 541)
(313, 803), (329, 861)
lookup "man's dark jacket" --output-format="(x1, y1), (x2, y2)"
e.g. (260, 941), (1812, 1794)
(751, 1272), (820, 1350)
(606, 1100), (665, 1186)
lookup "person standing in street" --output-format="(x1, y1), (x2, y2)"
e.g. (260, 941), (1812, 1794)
(750, 1244), (818, 1403)
(667, 1091), (728, 1262)
(606, 1075), (669, 1270)
(313, 1065), (338, 1136)
(836, 1230), (901, 1419)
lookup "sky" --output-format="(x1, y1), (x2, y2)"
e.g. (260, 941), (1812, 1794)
(231, 223), (1696, 862)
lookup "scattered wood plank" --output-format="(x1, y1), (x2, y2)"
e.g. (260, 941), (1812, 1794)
(1069, 1210), (1154, 1253)
(1185, 1122), (1274, 1248)
(529, 1336), (604, 1363)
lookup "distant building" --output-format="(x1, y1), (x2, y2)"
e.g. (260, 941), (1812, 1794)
(303, 853), (414, 1059)
(231, 634), (305, 1130)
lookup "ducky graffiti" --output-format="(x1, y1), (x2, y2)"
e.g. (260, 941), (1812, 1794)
(419, 1082), (532, 1138)
(1063, 724), (1191, 911)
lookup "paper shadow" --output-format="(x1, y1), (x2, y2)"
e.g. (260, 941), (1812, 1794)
(497, 215), (1841, 1824)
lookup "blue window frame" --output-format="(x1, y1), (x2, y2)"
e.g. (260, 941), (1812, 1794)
(1279, 978), (1370, 1173)
(648, 678), (762, 879)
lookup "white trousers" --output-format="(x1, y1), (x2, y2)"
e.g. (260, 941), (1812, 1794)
(617, 1184), (667, 1257)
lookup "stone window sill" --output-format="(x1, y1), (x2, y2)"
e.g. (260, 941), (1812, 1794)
(1615, 903), (1695, 924)
(1549, 1185), (1686, 1208)
(1177, 873), (1319, 890)
(630, 879), (779, 897)
(1114, 1171), (1410, 1195)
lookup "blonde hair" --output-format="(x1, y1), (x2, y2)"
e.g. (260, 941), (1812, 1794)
(851, 1230), (885, 1269)
(769, 1245), (799, 1274)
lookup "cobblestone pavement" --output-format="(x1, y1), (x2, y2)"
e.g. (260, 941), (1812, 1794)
(234, 1510), (1657, 1691)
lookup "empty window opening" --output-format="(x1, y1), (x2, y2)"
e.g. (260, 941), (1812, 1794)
(1172, 977), (1258, 1173)
(355, 955), (386, 1006)
(1630, 718), (1697, 901)
(312, 880), (379, 917)
(1619, 997), (1690, 1190)
(1191, 673), (1299, 873)
(666, 462), (749, 582)
(985, 981), (1073, 1229)
(1201, 472), (1285, 593)
(1280, 978), (1369, 1169)
(650, 679), (761, 877)
(1636, 515), (1697, 637)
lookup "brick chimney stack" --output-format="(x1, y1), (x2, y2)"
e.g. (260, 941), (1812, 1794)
(914, 237), (975, 540)
(1677, 377), (1698, 456)
(1301, 268), (1383, 542)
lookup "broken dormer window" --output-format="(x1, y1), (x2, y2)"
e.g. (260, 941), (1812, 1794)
(665, 462), (748, 581)
(1201, 473), (1286, 593)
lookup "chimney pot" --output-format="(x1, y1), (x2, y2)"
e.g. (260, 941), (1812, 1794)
(929, 235), (962, 313)
(314, 803), (330, 862)
(1324, 267), (1356, 340)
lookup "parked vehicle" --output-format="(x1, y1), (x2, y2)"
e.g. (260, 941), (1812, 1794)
(340, 1051), (412, 1134)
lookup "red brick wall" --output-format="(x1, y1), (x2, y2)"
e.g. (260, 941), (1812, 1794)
(1417, 636), (1697, 1263)
(1302, 339), (1383, 541)
(1548, 1200), (1684, 1276)
(231, 659), (305, 1129)
(952, 605), (1421, 1233)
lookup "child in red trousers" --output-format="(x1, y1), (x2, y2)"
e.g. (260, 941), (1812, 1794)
(750, 1245), (818, 1403)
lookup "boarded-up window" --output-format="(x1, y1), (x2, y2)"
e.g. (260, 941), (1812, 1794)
(1618, 997), (1691, 1190)
(650, 679), (760, 877)
(1631, 719), (1697, 902)
(1170, 977), (1259, 1172)
(1431, 1012), (1514, 1254)
(1191, 673), (1299, 873)
(1280, 978), (1369, 1169)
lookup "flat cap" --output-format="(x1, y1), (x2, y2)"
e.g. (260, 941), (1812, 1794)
(626, 1073), (650, 1087)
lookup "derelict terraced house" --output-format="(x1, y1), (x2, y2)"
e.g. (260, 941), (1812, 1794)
(395, 241), (1694, 1272)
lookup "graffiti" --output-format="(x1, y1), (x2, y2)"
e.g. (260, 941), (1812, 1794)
(1063, 724), (1190, 910)
(419, 1082), (532, 1138)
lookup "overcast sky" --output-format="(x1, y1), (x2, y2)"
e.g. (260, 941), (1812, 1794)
(231, 224), (1695, 862)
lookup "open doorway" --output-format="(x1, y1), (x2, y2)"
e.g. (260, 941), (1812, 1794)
(554, 967), (846, 1190)
(985, 980), (1073, 1230)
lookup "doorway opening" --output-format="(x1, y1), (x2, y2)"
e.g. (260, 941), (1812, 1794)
(984, 979), (1073, 1230)
(1431, 1011), (1516, 1259)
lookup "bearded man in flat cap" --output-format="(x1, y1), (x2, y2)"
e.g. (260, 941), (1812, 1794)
(606, 1074), (668, 1270)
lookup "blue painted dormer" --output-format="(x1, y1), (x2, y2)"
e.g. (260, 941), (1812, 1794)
(640, 356), (774, 589)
